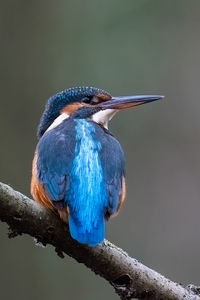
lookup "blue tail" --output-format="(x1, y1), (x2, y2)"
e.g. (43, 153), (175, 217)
(69, 215), (105, 246)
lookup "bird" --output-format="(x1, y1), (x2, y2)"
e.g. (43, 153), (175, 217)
(31, 86), (163, 246)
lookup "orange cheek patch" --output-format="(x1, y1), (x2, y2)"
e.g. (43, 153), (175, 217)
(62, 102), (85, 115)
(31, 151), (56, 211)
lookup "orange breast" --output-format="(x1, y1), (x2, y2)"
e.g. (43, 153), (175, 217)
(31, 151), (56, 211)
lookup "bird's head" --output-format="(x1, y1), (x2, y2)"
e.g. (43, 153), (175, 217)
(37, 86), (163, 138)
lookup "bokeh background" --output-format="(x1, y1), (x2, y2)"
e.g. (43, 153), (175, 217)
(1, 0), (200, 299)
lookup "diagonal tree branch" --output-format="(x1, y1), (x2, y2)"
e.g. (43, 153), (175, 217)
(0, 181), (199, 300)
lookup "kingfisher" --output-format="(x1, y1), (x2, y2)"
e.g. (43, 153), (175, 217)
(31, 86), (163, 246)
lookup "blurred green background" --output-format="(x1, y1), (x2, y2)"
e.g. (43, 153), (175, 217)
(1, 0), (200, 299)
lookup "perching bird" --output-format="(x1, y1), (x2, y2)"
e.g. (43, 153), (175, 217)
(31, 86), (163, 246)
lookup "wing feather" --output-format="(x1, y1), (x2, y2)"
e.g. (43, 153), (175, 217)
(97, 129), (126, 217)
(31, 119), (76, 211)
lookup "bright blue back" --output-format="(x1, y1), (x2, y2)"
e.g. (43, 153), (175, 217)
(37, 118), (125, 246)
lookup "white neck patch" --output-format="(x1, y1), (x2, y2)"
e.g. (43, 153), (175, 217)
(45, 113), (69, 133)
(91, 109), (118, 129)
(44, 108), (117, 134)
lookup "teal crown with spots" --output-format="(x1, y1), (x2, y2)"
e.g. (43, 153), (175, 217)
(37, 86), (111, 138)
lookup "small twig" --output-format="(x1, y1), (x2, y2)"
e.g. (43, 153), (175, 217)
(0, 182), (199, 300)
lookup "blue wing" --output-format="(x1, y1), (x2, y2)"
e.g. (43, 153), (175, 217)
(36, 119), (125, 246)
(36, 118), (76, 208)
(95, 127), (126, 217)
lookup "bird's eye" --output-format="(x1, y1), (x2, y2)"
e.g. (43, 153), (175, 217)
(82, 96), (100, 105)
(82, 97), (91, 104)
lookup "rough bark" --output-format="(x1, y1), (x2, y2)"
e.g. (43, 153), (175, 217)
(0, 182), (199, 300)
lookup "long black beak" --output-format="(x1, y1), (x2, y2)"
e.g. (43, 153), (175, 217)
(98, 95), (164, 110)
